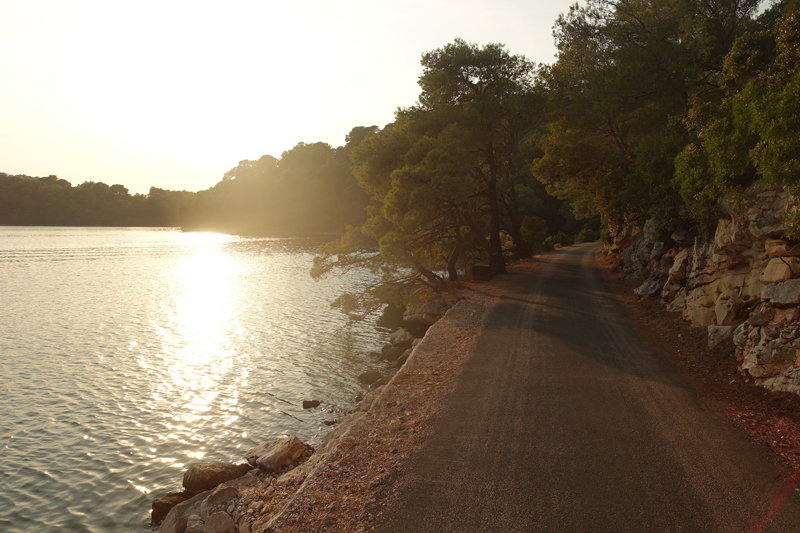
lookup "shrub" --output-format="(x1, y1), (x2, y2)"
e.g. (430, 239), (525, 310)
(542, 231), (573, 249)
(574, 228), (599, 244)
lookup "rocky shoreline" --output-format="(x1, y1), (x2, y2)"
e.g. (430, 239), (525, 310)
(149, 297), (466, 533)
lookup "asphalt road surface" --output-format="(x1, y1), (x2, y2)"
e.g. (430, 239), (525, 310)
(376, 244), (800, 532)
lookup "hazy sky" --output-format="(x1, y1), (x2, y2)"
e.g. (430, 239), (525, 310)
(1, 0), (576, 194)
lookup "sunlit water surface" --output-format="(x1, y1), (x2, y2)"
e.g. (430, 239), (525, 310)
(0, 227), (395, 532)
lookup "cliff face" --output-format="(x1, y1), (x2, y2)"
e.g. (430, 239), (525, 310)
(612, 183), (800, 394)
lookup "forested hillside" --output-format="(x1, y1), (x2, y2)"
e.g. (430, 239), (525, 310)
(535, 0), (800, 239)
(311, 0), (800, 317)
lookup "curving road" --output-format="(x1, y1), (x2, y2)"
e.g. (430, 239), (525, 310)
(376, 244), (800, 533)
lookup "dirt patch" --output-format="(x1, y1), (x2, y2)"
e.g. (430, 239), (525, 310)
(596, 250), (800, 470)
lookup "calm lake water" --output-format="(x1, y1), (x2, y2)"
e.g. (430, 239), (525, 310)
(0, 227), (394, 532)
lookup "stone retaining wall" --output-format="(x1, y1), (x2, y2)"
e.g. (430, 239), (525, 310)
(611, 182), (800, 394)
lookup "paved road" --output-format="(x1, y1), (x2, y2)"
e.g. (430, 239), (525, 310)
(376, 244), (800, 532)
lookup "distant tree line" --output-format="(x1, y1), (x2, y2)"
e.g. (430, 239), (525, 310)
(0, 173), (193, 226)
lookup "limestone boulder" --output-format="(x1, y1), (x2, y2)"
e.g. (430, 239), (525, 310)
(650, 241), (666, 262)
(665, 290), (686, 313)
(204, 511), (235, 533)
(182, 462), (251, 494)
(766, 239), (791, 257)
(671, 230), (693, 245)
(715, 289), (744, 326)
(403, 300), (450, 326)
(245, 436), (308, 473)
(708, 325), (736, 348)
(635, 273), (666, 298)
(389, 327), (414, 348)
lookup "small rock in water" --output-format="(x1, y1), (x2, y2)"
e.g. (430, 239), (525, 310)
(151, 490), (194, 524)
(246, 436), (308, 472)
(383, 346), (406, 361)
(302, 400), (321, 409)
(183, 462), (252, 494)
(324, 419), (339, 426)
(389, 328), (414, 348)
(358, 371), (382, 385)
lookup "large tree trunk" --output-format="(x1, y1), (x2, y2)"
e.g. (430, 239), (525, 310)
(486, 154), (507, 274)
(446, 233), (463, 281)
(499, 189), (532, 259)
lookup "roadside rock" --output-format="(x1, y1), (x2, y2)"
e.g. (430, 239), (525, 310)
(183, 462), (252, 494)
(403, 300), (450, 326)
(762, 279), (800, 305)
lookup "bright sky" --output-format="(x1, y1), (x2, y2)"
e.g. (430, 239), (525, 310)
(1, 0), (576, 195)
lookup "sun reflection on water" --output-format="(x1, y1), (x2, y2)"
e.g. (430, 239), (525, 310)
(151, 234), (248, 453)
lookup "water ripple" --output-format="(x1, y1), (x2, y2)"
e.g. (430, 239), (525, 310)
(0, 228), (394, 532)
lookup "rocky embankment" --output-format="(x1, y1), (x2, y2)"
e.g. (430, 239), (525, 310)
(611, 182), (800, 394)
(150, 298), (457, 533)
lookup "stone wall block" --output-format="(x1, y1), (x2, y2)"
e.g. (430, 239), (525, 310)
(760, 257), (800, 284)
(762, 279), (800, 305)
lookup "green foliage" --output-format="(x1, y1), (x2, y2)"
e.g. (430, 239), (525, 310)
(543, 231), (573, 249)
(574, 228), (599, 244)
(536, 0), (766, 236)
(520, 215), (548, 248)
(672, 4), (800, 235)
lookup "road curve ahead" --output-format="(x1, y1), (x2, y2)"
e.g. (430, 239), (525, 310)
(376, 244), (800, 533)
